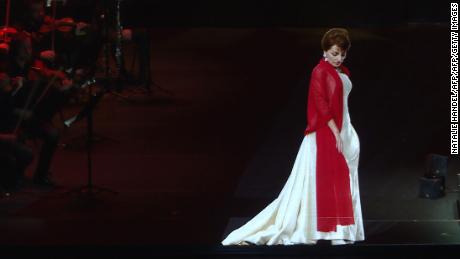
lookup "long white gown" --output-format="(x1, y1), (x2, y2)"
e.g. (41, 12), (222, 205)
(221, 70), (364, 246)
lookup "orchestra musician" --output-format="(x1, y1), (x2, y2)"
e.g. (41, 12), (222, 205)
(0, 72), (34, 194)
(0, 0), (149, 193)
(5, 31), (69, 188)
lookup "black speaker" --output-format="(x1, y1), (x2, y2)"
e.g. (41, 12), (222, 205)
(425, 153), (448, 178)
(419, 154), (448, 199)
(419, 176), (445, 199)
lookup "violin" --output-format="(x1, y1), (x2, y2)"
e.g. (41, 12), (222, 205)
(0, 26), (18, 43)
(29, 59), (73, 95)
(38, 17), (77, 34)
(10, 61), (81, 135)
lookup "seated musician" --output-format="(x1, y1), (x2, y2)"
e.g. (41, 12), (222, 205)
(0, 73), (34, 193)
(6, 32), (69, 187)
(13, 0), (99, 73)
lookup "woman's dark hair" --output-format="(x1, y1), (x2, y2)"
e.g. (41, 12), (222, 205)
(321, 28), (351, 52)
(12, 0), (45, 24)
(22, 0), (45, 8)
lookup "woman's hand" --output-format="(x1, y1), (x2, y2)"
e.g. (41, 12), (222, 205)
(327, 119), (343, 153)
(333, 131), (343, 154)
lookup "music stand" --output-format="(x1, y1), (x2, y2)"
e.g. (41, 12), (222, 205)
(63, 73), (117, 199)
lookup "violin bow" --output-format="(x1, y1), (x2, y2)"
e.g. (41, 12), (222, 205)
(13, 78), (43, 135)
(5, 0), (11, 27)
(50, 0), (57, 52)
(13, 69), (61, 135)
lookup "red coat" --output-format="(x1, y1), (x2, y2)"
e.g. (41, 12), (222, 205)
(304, 57), (355, 232)
(304, 57), (350, 135)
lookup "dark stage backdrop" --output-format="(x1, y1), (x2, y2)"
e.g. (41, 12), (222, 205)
(0, 0), (456, 247)
(0, 0), (449, 27)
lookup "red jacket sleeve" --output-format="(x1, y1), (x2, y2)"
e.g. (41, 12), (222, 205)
(310, 67), (333, 123)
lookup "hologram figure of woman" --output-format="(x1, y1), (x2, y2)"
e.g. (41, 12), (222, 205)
(221, 28), (364, 245)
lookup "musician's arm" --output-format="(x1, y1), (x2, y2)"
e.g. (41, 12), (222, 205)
(12, 109), (33, 121)
(0, 133), (17, 143)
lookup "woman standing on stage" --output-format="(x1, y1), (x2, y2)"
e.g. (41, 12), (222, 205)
(221, 28), (364, 245)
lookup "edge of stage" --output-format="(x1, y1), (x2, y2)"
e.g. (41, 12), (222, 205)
(0, 244), (459, 258)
